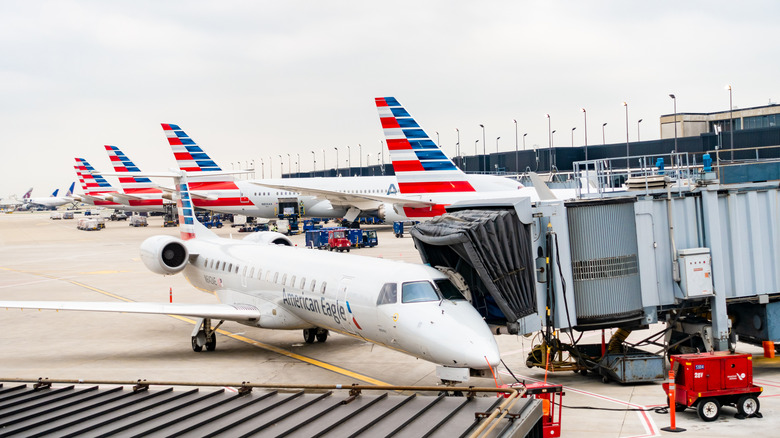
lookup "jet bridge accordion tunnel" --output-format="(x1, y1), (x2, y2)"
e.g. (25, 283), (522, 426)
(410, 206), (537, 334)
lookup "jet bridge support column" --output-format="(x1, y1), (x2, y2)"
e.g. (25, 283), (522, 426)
(536, 200), (577, 331)
(701, 186), (730, 351)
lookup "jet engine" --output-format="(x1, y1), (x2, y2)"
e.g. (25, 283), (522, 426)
(140, 235), (189, 275)
(242, 231), (293, 246)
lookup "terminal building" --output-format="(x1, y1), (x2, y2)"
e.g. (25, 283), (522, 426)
(660, 102), (780, 139)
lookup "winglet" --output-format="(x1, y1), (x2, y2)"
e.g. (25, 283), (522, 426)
(528, 172), (559, 201)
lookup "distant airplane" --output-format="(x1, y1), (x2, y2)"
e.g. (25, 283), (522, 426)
(72, 158), (125, 208)
(0, 170), (500, 378)
(22, 183), (77, 209)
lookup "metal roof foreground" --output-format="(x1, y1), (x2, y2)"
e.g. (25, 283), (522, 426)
(0, 380), (543, 438)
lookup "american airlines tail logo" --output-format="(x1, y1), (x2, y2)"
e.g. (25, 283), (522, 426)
(386, 184), (398, 196)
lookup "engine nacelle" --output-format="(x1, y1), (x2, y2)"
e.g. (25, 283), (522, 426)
(241, 231), (293, 246)
(140, 235), (189, 275)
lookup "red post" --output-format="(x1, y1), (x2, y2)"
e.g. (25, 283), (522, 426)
(169, 287), (172, 303)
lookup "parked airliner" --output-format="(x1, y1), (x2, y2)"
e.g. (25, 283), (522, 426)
(21, 183), (76, 209)
(0, 171), (501, 377)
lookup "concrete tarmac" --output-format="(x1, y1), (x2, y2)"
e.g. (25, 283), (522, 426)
(1, 211), (778, 437)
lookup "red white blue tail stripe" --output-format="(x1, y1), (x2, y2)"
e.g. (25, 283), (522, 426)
(176, 179), (196, 240)
(104, 145), (155, 191)
(375, 97), (475, 194)
(162, 124), (222, 172)
(74, 158), (114, 194)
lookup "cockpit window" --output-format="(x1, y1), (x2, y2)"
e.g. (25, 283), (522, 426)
(376, 283), (397, 305)
(402, 281), (439, 303)
(434, 279), (466, 300)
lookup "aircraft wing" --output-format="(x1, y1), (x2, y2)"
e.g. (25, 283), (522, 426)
(250, 181), (437, 209)
(0, 301), (260, 324)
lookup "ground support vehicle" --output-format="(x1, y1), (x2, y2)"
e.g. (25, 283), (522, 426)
(327, 229), (351, 252)
(663, 352), (763, 421)
(77, 218), (100, 231)
(305, 229), (329, 249)
(129, 216), (148, 227)
(361, 229), (378, 248)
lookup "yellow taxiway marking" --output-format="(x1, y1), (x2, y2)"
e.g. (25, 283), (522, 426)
(1, 267), (391, 386)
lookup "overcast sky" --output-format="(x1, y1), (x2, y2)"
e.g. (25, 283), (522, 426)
(2, 1), (778, 196)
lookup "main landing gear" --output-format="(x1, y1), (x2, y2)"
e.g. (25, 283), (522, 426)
(191, 318), (224, 352)
(303, 328), (329, 344)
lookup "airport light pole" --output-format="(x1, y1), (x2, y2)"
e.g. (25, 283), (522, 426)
(571, 127), (576, 147)
(513, 119), (518, 174)
(347, 145), (351, 175)
(278, 154), (283, 178)
(474, 139), (479, 171)
(296, 153), (300, 174)
(311, 151), (316, 173)
(322, 148), (326, 174)
(638, 119), (643, 141)
(287, 153), (292, 175)
(496, 136), (500, 153)
(726, 84), (734, 160)
(623, 101), (629, 171)
(260, 157), (264, 179)
(480, 124), (486, 172)
(523, 133), (527, 150)
(358, 144), (362, 176)
(669, 94), (678, 155)
(435, 131), (439, 146)
(546, 114), (552, 171)
(581, 108), (588, 162)
(602, 123), (607, 145)
(334, 147), (339, 176)
(379, 140), (385, 175)
(269, 155), (273, 178)
(455, 128), (461, 169)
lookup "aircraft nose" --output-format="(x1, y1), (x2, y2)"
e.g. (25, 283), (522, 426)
(423, 302), (501, 369)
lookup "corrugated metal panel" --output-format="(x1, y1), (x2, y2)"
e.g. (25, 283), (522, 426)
(0, 382), (542, 438)
(566, 201), (643, 324)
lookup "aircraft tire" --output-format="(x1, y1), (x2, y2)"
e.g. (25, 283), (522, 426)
(191, 337), (203, 352)
(303, 329), (316, 344)
(316, 330), (328, 343)
(206, 334), (217, 351)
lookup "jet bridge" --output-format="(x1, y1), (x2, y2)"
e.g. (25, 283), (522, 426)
(411, 154), (780, 364)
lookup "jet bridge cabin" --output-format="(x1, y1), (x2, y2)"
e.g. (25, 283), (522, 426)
(411, 169), (780, 356)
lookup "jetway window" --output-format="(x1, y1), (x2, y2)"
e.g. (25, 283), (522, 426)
(434, 279), (465, 301)
(377, 283), (397, 305)
(402, 281), (438, 303)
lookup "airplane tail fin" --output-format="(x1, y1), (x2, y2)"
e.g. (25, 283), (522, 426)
(65, 182), (75, 197)
(104, 145), (156, 192)
(74, 158), (116, 195)
(174, 172), (218, 241)
(375, 97), (475, 195)
(50, 189), (59, 197)
(22, 188), (32, 200)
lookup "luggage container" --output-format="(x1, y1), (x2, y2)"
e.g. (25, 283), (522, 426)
(129, 216), (148, 227)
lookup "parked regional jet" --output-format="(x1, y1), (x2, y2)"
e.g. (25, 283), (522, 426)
(22, 183), (76, 209)
(0, 171), (500, 377)
(72, 158), (124, 208)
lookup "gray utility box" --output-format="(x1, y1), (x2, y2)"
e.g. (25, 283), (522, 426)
(678, 248), (713, 298)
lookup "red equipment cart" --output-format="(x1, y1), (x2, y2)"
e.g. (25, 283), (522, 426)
(501, 382), (564, 437)
(663, 351), (763, 422)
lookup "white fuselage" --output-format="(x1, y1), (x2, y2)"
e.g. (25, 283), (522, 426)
(180, 235), (500, 369)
